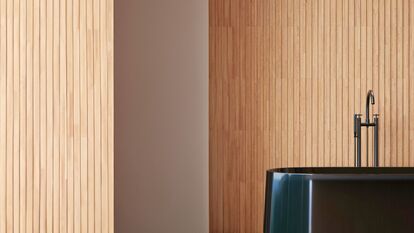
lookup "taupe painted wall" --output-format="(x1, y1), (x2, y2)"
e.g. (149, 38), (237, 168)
(115, 0), (208, 233)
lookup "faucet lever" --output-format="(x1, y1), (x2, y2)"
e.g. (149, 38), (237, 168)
(354, 114), (362, 167)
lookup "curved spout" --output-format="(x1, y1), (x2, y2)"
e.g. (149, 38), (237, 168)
(366, 90), (375, 123)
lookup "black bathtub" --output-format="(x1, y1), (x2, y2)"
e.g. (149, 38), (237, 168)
(264, 167), (414, 233)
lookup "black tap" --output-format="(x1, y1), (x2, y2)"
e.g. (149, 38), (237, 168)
(354, 90), (379, 167)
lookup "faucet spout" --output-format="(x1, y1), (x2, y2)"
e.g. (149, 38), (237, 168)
(366, 90), (375, 123)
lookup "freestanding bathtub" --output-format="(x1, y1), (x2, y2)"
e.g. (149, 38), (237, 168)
(264, 167), (414, 233)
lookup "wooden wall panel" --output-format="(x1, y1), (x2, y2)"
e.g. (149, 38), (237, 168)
(210, 0), (414, 232)
(0, 0), (114, 232)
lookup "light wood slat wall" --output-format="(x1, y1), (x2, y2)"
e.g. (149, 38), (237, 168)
(210, 0), (414, 232)
(0, 0), (114, 232)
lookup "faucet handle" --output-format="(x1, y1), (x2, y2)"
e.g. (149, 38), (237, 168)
(354, 114), (362, 136)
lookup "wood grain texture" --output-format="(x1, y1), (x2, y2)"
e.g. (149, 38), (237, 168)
(210, 0), (414, 232)
(0, 0), (114, 232)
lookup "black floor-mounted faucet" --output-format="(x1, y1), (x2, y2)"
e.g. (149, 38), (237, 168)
(354, 90), (379, 167)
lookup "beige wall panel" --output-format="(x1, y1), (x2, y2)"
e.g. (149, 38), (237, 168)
(0, 0), (114, 232)
(210, 0), (414, 232)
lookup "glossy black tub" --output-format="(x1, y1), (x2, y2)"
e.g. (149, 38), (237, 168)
(264, 167), (414, 233)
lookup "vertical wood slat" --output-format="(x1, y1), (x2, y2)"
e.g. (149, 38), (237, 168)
(397, 0), (403, 166)
(305, 0), (311, 167)
(355, 0), (361, 165)
(342, 0), (349, 166)
(379, 0), (385, 167)
(66, 0), (74, 231)
(310, 0), (317, 166)
(391, 0), (398, 166)
(59, 0), (67, 232)
(403, 0), (410, 167)
(13, 0), (21, 232)
(410, 0), (414, 167)
(52, 0), (60, 232)
(33, 0), (40, 231)
(348, 0), (355, 167)
(0, 0), (6, 232)
(100, 0), (109, 231)
(20, 0), (27, 231)
(107, 0), (114, 231)
(46, 0), (53, 231)
(86, 0), (95, 231)
(336, 0), (342, 166)
(385, 0), (391, 166)
(330, 0), (337, 166)
(73, 0), (81, 232)
(80, 0), (88, 232)
(6, 1), (13, 232)
(93, 0), (102, 231)
(210, 0), (414, 232)
(360, 0), (367, 166)
(299, 0), (306, 167)
(40, 0), (46, 232)
(0, 0), (113, 232)
(369, 0), (374, 166)
(372, 0), (379, 167)
(26, 0), (34, 231)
